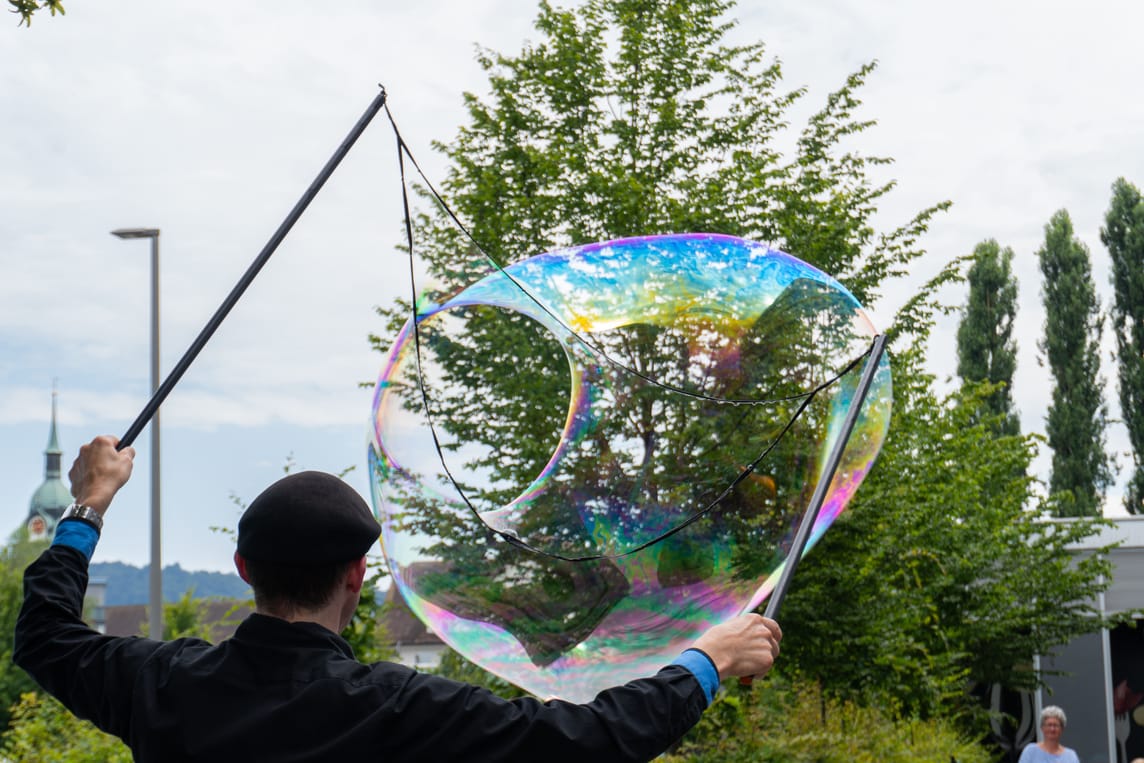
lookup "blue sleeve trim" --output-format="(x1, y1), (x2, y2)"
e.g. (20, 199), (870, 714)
(52, 520), (99, 561)
(671, 648), (719, 706)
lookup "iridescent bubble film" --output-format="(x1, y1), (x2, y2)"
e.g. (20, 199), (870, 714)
(369, 233), (891, 702)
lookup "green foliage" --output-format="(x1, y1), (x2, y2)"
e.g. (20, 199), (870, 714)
(378, 0), (947, 307)
(0, 692), (130, 762)
(0, 531), (47, 730)
(1101, 177), (1144, 515)
(341, 559), (396, 664)
(161, 590), (214, 640)
(663, 678), (992, 763)
(780, 342), (1115, 717)
(1038, 209), (1113, 516)
(957, 239), (1020, 436)
(138, 589), (245, 641)
(0, 537), (124, 757)
(370, 0), (967, 698)
(373, 0), (952, 544)
(369, 0), (905, 661)
(365, 0), (1116, 733)
(8, 0), (64, 27)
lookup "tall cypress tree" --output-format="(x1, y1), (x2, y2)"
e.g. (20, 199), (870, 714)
(1038, 210), (1112, 516)
(956, 239), (1020, 435)
(1101, 178), (1144, 515)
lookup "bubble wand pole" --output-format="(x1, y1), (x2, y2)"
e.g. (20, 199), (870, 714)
(742, 332), (887, 685)
(115, 85), (389, 450)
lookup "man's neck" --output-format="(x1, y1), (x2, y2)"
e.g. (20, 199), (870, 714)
(256, 606), (342, 635)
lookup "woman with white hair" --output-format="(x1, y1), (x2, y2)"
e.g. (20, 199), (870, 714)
(1018, 705), (1080, 762)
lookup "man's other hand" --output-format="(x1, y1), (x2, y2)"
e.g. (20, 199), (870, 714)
(690, 614), (781, 680)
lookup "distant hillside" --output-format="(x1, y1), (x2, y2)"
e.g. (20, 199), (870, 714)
(89, 561), (251, 606)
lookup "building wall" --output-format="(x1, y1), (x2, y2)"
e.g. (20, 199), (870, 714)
(1039, 627), (1114, 763)
(1036, 517), (1144, 763)
(394, 643), (446, 669)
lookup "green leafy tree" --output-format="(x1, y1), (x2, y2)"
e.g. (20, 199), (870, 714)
(956, 239), (1020, 436)
(161, 591), (214, 639)
(387, 0), (948, 309)
(1038, 209), (1113, 516)
(1101, 178), (1144, 515)
(0, 531), (47, 730)
(780, 341), (1116, 718)
(371, 0), (953, 688)
(361, 0), (1113, 723)
(138, 589), (246, 641)
(9, 0), (64, 27)
(0, 533), (159, 763)
(0, 692), (131, 762)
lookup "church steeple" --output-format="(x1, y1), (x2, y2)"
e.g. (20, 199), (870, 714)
(27, 385), (72, 541)
(45, 386), (62, 479)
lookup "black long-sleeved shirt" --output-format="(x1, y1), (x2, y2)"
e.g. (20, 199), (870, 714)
(14, 539), (710, 762)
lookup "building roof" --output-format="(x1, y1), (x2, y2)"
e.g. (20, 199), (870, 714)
(1056, 515), (1144, 550)
(383, 583), (444, 647)
(29, 480), (70, 517)
(104, 599), (253, 642)
(103, 591), (446, 652)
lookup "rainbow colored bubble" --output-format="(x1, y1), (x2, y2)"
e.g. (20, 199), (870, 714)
(369, 233), (891, 702)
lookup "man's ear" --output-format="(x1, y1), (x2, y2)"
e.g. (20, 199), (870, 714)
(346, 556), (368, 594)
(234, 551), (251, 584)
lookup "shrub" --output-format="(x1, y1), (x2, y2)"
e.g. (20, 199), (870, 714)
(663, 678), (993, 763)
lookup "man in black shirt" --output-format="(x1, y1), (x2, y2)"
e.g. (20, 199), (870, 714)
(15, 435), (782, 762)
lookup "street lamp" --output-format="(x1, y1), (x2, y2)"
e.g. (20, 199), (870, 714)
(111, 227), (162, 641)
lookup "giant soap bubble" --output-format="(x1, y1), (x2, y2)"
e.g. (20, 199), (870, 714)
(369, 233), (891, 702)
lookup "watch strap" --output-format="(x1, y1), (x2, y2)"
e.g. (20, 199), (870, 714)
(61, 503), (104, 534)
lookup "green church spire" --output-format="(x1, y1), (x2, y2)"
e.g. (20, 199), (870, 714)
(45, 385), (62, 478)
(27, 385), (71, 540)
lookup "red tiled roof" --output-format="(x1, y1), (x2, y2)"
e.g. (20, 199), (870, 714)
(383, 584), (443, 646)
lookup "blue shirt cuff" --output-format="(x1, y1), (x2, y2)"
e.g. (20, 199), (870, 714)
(52, 519), (99, 561)
(671, 648), (720, 706)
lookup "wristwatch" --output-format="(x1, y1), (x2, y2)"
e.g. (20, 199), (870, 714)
(61, 503), (104, 534)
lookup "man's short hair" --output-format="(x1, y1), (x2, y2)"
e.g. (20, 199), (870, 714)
(241, 557), (357, 612)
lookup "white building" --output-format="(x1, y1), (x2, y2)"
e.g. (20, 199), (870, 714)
(1029, 517), (1144, 763)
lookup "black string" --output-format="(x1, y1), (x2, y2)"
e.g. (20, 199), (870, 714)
(383, 102), (875, 562)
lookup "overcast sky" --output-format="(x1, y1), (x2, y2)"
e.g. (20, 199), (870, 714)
(3, 0), (1142, 573)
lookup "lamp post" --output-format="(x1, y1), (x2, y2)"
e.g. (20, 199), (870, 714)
(111, 227), (162, 641)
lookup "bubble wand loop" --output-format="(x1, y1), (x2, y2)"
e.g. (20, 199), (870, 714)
(742, 332), (888, 686)
(115, 85), (389, 451)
